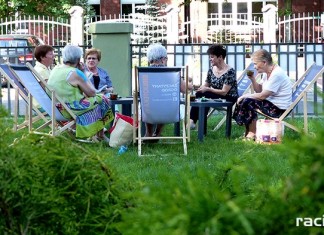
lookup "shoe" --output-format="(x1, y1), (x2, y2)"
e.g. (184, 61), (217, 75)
(243, 135), (256, 142)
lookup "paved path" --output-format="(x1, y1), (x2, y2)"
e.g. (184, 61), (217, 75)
(1, 88), (27, 115)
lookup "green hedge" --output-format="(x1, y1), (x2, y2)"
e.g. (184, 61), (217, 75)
(0, 107), (126, 234)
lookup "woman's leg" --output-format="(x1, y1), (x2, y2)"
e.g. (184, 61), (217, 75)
(234, 98), (284, 138)
(145, 123), (154, 137)
(154, 124), (164, 137)
(246, 120), (257, 138)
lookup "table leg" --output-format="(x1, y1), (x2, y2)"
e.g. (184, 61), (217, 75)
(122, 104), (132, 116)
(225, 105), (232, 138)
(198, 106), (205, 142)
(174, 122), (180, 136)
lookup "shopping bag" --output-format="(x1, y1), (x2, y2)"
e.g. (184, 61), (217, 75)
(109, 113), (138, 148)
(256, 119), (284, 144)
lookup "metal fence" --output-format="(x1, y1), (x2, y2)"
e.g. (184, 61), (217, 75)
(131, 43), (324, 115)
(1, 43), (324, 117)
(0, 11), (323, 45)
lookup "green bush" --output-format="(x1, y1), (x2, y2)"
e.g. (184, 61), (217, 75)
(258, 124), (324, 234)
(0, 108), (126, 234)
(117, 121), (324, 235)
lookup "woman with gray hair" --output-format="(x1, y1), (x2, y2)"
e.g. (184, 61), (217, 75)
(233, 49), (292, 140)
(47, 45), (113, 142)
(144, 43), (192, 141)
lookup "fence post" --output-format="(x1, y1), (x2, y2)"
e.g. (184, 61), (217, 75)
(321, 13), (324, 41)
(68, 6), (84, 46)
(262, 4), (277, 43)
(165, 5), (180, 44)
(88, 23), (133, 97)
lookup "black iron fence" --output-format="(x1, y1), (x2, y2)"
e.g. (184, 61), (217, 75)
(1, 43), (323, 116)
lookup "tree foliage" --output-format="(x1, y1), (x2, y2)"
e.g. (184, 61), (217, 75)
(0, 0), (94, 19)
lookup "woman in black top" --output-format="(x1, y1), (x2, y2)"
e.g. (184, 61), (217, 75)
(189, 44), (238, 129)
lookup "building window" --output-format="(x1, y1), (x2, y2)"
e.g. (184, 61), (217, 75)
(121, 3), (145, 17)
(238, 2), (248, 25)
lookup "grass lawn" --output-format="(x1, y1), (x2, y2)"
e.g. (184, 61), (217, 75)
(2, 111), (324, 234)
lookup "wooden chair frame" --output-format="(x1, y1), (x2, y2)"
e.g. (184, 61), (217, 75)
(257, 62), (324, 133)
(133, 66), (190, 156)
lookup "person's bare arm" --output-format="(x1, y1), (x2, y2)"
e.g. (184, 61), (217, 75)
(248, 74), (262, 93)
(197, 82), (231, 96)
(68, 71), (96, 97)
(237, 90), (273, 104)
(180, 80), (193, 93)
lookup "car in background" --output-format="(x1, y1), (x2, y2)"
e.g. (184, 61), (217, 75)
(0, 34), (44, 65)
(0, 34), (44, 86)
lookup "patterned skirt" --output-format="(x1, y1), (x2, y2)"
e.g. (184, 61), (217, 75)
(58, 94), (114, 138)
(233, 98), (285, 126)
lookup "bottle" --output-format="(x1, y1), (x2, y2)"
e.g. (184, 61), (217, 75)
(118, 145), (128, 155)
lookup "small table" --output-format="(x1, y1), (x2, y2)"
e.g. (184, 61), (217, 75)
(110, 97), (133, 116)
(190, 99), (233, 142)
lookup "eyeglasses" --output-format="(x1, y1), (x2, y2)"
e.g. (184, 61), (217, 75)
(87, 57), (98, 61)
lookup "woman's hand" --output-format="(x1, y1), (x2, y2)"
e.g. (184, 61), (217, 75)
(237, 95), (247, 104)
(77, 62), (85, 72)
(196, 85), (209, 93)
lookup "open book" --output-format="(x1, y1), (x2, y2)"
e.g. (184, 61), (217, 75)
(96, 85), (108, 93)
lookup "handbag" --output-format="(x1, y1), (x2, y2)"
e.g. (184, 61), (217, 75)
(109, 113), (137, 148)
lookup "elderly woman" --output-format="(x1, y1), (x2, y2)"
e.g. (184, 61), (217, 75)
(47, 45), (113, 142)
(34, 44), (55, 82)
(84, 48), (114, 94)
(144, 43), (192, 140)
(233, 49), (292, 140)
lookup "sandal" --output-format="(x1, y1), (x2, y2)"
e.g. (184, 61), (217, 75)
(243, 135), (256, 142)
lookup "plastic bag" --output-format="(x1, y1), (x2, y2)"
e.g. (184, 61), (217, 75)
(256, 119), (284, 144)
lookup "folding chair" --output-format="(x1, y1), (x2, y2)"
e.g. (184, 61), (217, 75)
(133, 66), (190, 156)
(257, 63), (324, 133)
(209, 62), (254, 131)
(0, 63), (47, 131)
(8, 63), (76, 136)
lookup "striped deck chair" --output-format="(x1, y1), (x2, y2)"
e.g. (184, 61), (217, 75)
(0, 63), (47, 131)
(257, 62), (324, 133)
(8, 63), (76, 136)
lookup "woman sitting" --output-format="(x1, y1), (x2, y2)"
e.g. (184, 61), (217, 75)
(233, 49), (292, 140)
(189, 44), (238, 129)
(47, 45), (113, 142)
(84, 48), (114, 94)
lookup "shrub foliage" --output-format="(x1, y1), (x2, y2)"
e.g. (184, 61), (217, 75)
(0, 108), (124, 234)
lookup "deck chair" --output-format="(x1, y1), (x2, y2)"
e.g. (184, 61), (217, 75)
(133, 66), (190, 156)
(0, 63), (48, 131)
(257, 63), (324, 133)
(8, 63), (76, 136)
(208, 62), (254, 131)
